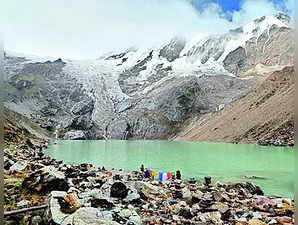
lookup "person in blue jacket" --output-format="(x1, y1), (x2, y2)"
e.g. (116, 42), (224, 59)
(144, 169), (150, 178)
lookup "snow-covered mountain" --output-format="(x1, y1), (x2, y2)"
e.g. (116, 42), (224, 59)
(4, 13), (294, 140)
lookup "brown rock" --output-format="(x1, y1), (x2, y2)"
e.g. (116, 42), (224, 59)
(59, 193), (80, 214)
(276, 216), (293, 224)
(248, 219), (266, 225)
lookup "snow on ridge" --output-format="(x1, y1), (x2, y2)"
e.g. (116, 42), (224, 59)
(5, 50), (59, 63)
(178, 14), (290, 66)
(63, 59), (129, 101)
(218, 15), (289, 63)
(96, 14), (290, 80)
(243, 15), (289, 34)
(5, 14), (291, 102)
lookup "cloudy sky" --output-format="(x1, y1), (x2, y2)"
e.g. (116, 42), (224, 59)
(0, 0), (295, 59)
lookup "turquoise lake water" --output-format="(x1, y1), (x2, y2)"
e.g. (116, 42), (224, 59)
(44, 140), (294, 197)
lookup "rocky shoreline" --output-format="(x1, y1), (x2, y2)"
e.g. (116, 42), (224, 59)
(4, 135), (295, 225)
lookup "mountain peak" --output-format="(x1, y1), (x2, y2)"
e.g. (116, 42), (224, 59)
(274, 12), (291, 24)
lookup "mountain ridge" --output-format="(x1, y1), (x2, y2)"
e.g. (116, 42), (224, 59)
(3, 13), (294, 142)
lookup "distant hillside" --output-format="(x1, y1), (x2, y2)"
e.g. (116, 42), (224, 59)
(175, 66), (294, 146)
(4, 106), (49, 146)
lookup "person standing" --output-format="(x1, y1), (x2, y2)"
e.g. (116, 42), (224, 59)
(140, 164), (145, 172)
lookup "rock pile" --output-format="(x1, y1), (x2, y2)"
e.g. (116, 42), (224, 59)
(4, 131), (295, 224)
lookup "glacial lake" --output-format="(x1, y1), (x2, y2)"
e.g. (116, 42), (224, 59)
(44, 140), (294, 197)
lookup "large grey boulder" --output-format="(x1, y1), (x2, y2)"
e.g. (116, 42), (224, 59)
(64, 130), (86, 140)
(72, 207), (113, 225)
(45, 190), (142, 225)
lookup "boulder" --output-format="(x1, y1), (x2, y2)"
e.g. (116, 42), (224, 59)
(110, 182), (128, 199)
(44, 191), (71, 225)
(31, 216), (43, 225)
(22, 166), (69, 194)
(4, 156), (14, 170)
(247, 219), (266, 225)
(90, 198), (114, 209)
(45, 191), (142, 225)
(181, 187), (192, 201)
(58, 193), (80, 214)
(10, 161), (27, 172)
(16, 200), (30, 208)
(276, 216), (293, 224)
(72, 207), (108, 225)
(118, 208), (142, 225)
(227, 182), (264, 196)
(64, 130), (86, 140)
(179, 208), (193, 219)
(123, 188), (141, 204)
(135, 182), (167, 199)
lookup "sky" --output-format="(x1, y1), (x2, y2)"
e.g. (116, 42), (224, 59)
(0, 0), (295, 59)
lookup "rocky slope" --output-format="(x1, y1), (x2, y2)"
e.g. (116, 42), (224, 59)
(3, 13), (294, 141)
(4, 106), (50, 143)
(175, 66), (294, 146)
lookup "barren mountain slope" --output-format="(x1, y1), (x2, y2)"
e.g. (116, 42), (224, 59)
(3, 13), (294, 141)
(4, 106), (50, 143)
(176, 66), (294, 146)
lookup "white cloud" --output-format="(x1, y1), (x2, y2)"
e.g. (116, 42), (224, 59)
(0, 0), (288, 59)
(232, 0), (280, 25)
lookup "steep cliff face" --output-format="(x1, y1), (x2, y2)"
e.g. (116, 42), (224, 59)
(3, 13), (294, 140)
